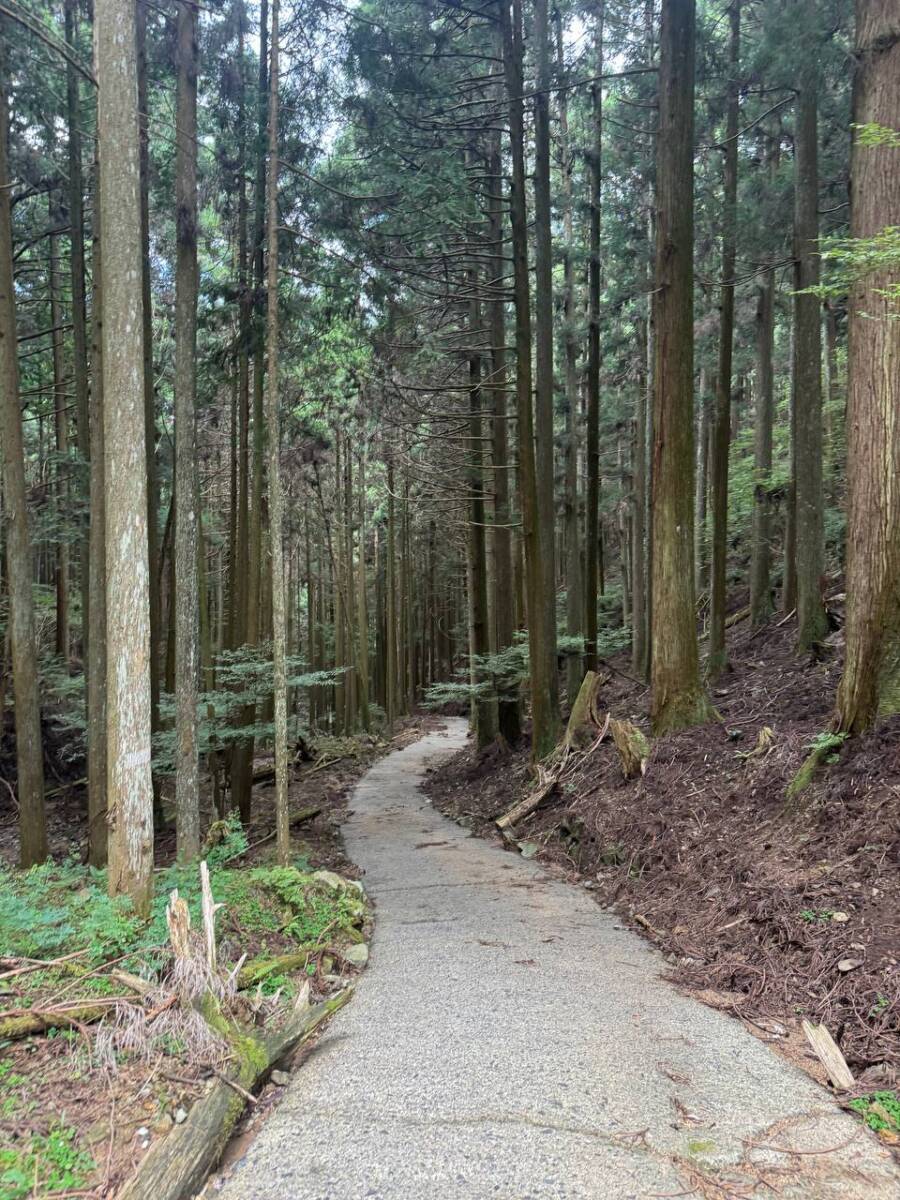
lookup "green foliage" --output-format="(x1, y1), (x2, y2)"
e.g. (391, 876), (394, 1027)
(849, 1091), (900, 1135)
(152, 647), (344, 774)
(0, 1125), (94, 1200)
(799, 908), (834, 923)
(853, 123), (900, 149)
(808, 226), (900, 304)
(0, 861), (140, 962)
(806, 731), (848, 763)
(255, 867), (366, 944)
(0, 851), (367, 985)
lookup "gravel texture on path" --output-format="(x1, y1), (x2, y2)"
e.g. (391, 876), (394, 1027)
(217, 718), (900, 1200)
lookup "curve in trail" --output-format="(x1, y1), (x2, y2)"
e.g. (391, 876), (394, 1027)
(219, 718), (899, 1200)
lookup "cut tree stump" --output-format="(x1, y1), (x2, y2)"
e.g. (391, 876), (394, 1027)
(118, 988), (353, 1200)
(564, 670), (604, 750)
(609, 718), (649, 779)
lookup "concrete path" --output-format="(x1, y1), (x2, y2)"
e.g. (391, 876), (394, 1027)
(219, 719), (900, 1199)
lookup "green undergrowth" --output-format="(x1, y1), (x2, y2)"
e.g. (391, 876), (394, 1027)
(0, 1124), (94, 1200)
(849, 1091), (900, 1137)
(0, 816), (367, 991)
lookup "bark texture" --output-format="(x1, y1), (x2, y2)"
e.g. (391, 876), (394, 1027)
(174, 0), (200, 863)
(834, 0), (900, 731)
(649, 0), (711, 734)
(96, 0), (155, 916)
(792, 81), (827, 651)
(707, 0), (740, 676)
(0, 69), (46, 866)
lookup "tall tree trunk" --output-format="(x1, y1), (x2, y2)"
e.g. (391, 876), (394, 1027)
(64, 0), (91, 674)
(49, 223), (69, 660)
(0, 66), (46, 866)
(136, 1), (161, 823)
(532, 0), (558, 708)
(694, 367), (709, 597)
(468, 287), (497, 748)
(174, 0), (200, 863)
(265, 0), (289, 864)
(486, 114), (519, 743)
(498, 0), (559, 759)
(584, 3), (605, 673)
(96, 0), (154, 916)
(232, 0), (250, 654)
(356, 453), (370, 731)
(792, 79), (827, 651)
(750, 265), (775, 626)
(707, 0), (740, 676)
(556, 12), (583, 708)
(386, 457), (397, 727)
(87, 142), (107, 868)
(834, 0), (900, 731)
(649, 0), (711, 734)
(232, 0), (268, 822)
(632, 320), (648, 677)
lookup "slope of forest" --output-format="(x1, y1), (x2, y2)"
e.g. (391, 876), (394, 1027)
(426, 609), (900, 1104)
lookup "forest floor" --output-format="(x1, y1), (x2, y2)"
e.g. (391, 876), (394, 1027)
(424, 605), (900, 1147)
(0, 717), (438, 1199)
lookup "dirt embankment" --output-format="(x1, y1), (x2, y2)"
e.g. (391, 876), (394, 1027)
(424, 614), (899, 1095)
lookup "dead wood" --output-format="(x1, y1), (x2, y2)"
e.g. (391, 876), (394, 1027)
(0, 997), (129, 1040)
(117, 988), (353, 1200)
(609, 718), (649, 779)
(802, 1020), (855, 1091)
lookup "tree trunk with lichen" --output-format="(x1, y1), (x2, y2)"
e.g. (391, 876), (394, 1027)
(96, 0), (154, 917)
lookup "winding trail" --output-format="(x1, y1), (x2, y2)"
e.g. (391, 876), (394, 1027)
(219, 719), (899, 1199)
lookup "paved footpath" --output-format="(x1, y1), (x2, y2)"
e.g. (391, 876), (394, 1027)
(219, 719), (900, 1199)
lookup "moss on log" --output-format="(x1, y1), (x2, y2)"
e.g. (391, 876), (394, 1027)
(236, 950), (311, 990)
(118, 988), (353, 1200)
(0, 1000), (120, 1040)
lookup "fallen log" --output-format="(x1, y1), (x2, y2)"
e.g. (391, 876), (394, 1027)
(236, 950), (311, 991)
(495, 768), (558, 832)
(724, 604), (751, 629)
(0, 997), (129, 1040)
(117, 988), (353, 1200)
